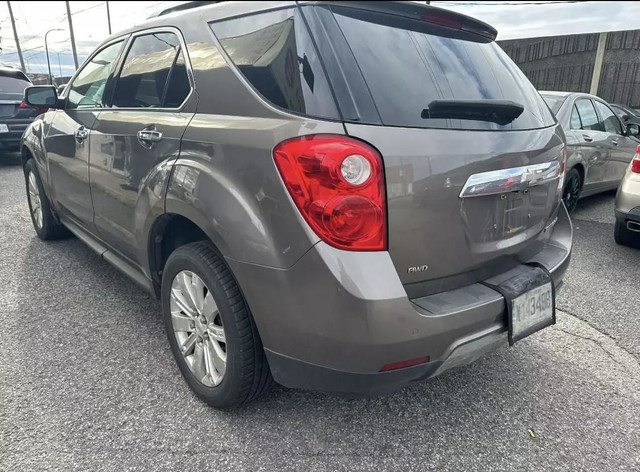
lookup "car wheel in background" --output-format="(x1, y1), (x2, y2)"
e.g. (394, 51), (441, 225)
(23, 159), (70, 240)
(563, 168), (582, 215)
(614, 221), (639, 247)
(161, 241), (273, 409)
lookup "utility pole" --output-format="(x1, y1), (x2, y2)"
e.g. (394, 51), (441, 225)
(106, 1), (112, 35)
(65, 1), (79, 70)
(6, 1), (25, 73)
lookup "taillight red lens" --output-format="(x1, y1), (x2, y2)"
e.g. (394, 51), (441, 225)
(19, 101), (47, 114)
(273, 135), (387, 251)
(632, 157), (640, 174)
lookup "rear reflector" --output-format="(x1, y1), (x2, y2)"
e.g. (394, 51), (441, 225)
(632, 145), (640, 174)
(379, 356), (430, 372)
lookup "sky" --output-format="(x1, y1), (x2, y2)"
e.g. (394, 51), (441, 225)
(0, 1), (639, 77)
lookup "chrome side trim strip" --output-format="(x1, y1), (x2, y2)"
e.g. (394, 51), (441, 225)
(459, 161), (561, 198)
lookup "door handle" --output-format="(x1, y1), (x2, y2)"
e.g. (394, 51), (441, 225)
(582, 134), (593, 142)
(137, 129), (163, 143)
(74, 126), (88, 142)
(611, 139), (619, 146)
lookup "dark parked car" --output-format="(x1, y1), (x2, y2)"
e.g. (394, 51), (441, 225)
(611, 103), (640, 128)
(541, 91), (640, 213)
(21, 1), (572, 408)
(0, 67), (43, 153)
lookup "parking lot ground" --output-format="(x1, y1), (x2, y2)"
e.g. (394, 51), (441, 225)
(1, 154), (639, 471)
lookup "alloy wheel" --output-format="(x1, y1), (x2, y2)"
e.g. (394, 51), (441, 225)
(28, 171), (43, 230)
(170, 270), (227, 387)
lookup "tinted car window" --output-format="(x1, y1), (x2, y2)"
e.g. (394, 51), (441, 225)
(570, 105), (582, 130)
(67, 41), (124, 109)
(112, 32), (190, 108)
(211, 8), (339, 120)
(0, 76), (31, 94)
(328, 6), (555, 130)
(611, 105), (626, 118)
(542, 95), (566, 115)
(594, 100), (622, 135)
(574, 99), (601, 132)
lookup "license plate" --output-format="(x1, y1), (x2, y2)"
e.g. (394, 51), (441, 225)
(0, 124), (9, 133)
(511, 282), (554, 341)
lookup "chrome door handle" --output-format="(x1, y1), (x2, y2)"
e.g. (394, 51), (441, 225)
(137, 129), (163, 143)
(74, 126), (88, 142)
(582, 134), (593, 142)
(611, 139), (619, 146)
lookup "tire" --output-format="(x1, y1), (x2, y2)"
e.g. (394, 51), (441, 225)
(161, 241), (273, 409)
(614, 221), (638, 247)
(24, 159), (70, 240)
(562, 168), (582, 215)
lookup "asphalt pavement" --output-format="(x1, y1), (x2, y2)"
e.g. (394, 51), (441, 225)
(1, 153), (639, 471)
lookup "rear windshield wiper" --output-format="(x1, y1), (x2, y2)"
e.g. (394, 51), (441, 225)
(421, 99), (524, 126)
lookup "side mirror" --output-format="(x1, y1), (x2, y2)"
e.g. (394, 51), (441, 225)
(24, 85), (58, 108)
(627, 123), (640, 137)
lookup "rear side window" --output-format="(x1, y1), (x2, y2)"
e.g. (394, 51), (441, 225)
(594, 100), (622, 135)
(324, 6), (555, 130)
(210, 8), (339, 120)
(541, 95), (566, 115)
(0, 75), (30, 94)
(112, 32), (191, 108)
(574, 99), (602, 132)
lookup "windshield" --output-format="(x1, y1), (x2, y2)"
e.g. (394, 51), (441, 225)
(328, 6), (556, 130)
(0, 76), (31, 94)
(541, 95), (567, 115)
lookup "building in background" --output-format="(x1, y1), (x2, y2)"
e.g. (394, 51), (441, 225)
(499, 29), (640, 108)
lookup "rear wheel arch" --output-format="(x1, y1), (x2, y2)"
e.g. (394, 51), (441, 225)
(572, 163), (585, 185)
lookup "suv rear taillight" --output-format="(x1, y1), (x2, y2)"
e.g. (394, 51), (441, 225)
(632, 145), (640, 174)
(19, 100), (48, 114)
(273, 134), (387, 251)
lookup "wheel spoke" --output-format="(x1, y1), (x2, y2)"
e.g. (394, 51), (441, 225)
(207, 324), (225, 343)
(179, 272), (200, 315)
(171, 288), (196, 317)
(191, 342), (206, 381)
(205, 338), (226, 380)
(180, 332), (197, 356)
(191, 275), (205, 314)
(171, 312), (194, 332)
(202, 292), (218, 324)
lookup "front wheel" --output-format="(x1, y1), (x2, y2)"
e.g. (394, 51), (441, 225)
(562, 168), (582, 215)
(24, 159), (70, 240)
(161, 241), (273, 409)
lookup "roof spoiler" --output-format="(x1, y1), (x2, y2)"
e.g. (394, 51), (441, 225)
(148, 1), (222, 19)
(309, 1), (498, 42)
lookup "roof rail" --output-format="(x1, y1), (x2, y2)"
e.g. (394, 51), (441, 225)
(148, 1), (223, 19)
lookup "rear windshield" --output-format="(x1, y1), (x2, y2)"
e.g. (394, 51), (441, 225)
(541, 95), (567, 115)
(328, 6), (556, 131)
(0, 75), (31, 94)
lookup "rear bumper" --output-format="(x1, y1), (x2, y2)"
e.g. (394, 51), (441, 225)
(0, 119), (33, 149)
(229, 204), (572, 396)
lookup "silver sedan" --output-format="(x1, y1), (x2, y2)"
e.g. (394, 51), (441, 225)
(541, 91), (640, 213)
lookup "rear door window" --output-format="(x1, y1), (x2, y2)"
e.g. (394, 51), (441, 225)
(594, 100), (622, 135)
(574, 99), (602, 132)
(570, 105), (582, 130)
(325, 5), (555, 130)
(111, 32), (191, 109)
(210, 8), (339, 120)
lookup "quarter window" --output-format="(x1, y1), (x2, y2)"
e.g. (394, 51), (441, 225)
(594, 100), (622, 135)
(574, 99), (601, 132)
(67, 40), (124, 109)
(112, 32), (190, 108)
